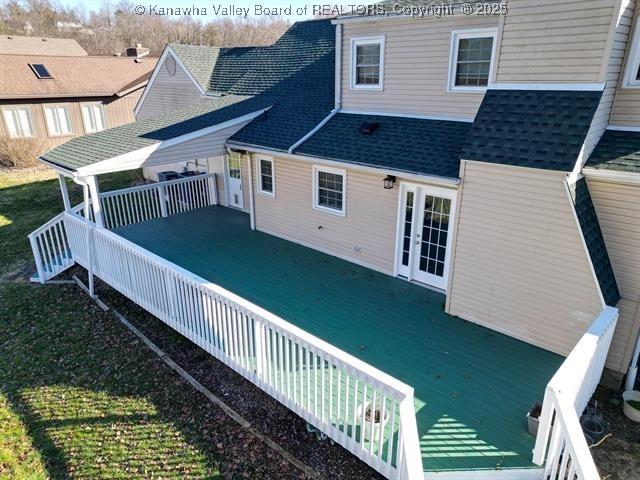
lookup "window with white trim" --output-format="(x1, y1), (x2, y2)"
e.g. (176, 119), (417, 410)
(313, 166), (346, 216)
(44, 105), (73, 136)
(350, 36), (385, 89)
(2, 107), (35, 138)
(81, 103), (107, 133)
(623, 23), (640, 88)
(257, 156), (275, 197)
(448, 29), (497, 91)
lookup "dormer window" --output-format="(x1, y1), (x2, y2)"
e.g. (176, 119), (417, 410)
(448, 29), (497, 92)
(29, 63), (53, 79)
(623, 22), (640, 88)
(350, 36), (385, 90)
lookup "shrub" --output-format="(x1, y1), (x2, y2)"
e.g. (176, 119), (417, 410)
(0, 136), (44, 168)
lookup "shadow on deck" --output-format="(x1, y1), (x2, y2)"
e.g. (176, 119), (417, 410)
(114, 205), (563, 473)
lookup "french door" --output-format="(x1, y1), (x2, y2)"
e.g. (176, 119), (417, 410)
(226, 153), (244, 210)
(396, 183), (457, 291)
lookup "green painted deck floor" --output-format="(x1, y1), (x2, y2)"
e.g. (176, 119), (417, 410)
(115, 205), (563, 473)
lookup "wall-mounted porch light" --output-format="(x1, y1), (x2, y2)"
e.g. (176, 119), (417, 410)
(383, 175), (396, 189)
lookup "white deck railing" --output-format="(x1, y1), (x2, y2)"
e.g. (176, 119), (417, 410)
(28, 211), (74, 282)
(533, 306), (618, 480)
(99, 174), (217, 229)
(61, 210), (422, 479)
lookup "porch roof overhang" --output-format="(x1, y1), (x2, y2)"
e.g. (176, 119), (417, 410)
(38, 95), (273, 177)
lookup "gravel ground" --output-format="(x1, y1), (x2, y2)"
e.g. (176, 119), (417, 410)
(78, 268), (385, 480)
(591, 390), (640, 479)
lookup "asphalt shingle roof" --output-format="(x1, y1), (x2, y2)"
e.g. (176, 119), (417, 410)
(41, 95), (267, 170)
(462, 90), (602, 172)
(569, 178), (620, 306)
(586, 129), (640, 173)
(294, 113), (471, 178)
(168, 44), (220, 91)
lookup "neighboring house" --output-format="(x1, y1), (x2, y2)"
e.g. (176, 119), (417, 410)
(0, 37), (156, 151)
(27, 2), (640, 479)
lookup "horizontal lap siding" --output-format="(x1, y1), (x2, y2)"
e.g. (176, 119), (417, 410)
(136, 53), (204, 120)
(341, 16), (498, 120)
(610, 4), (640, 126)
(588, 179), (640, 372)
(253, 157), (410, 274)
(495, 0), (617, 83)
(448, 161), (602, 357)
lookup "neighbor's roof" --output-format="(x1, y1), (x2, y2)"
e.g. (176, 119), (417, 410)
(0, 35), (88, 56)
(293, 113), (470, 179)
(41, 95), (269, 171)
(462, 89), (602, 172)
(586, 129), (640, 173)
(0, 55), (157, 99)
(570, 178), (620, 306)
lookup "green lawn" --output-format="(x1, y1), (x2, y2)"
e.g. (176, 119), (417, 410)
(0, 168), (135, 279)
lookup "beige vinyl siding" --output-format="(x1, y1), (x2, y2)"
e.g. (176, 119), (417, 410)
(341, 16), (498, 119)
(447, 161), (603, 357)
(103, 90), (142, 129)
(142, 120), (250, 167)
(587, 179), (640, 372)
(610, 4), (640, 126)
(495, 0), (617, 83)
(136, 52), (205, 120)
(251, 156), (428, 274)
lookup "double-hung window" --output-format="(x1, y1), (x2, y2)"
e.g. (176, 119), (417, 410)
(257, 156), (275, 197)
(351, 36), (385, 89)
(623, 23), (640, 87)
(81, 103), (107, 133)
(44, 105), (73, 136)
(2, 107), (35, 138)
(313, 165), (346, 216)
(448, 29), (497, 91)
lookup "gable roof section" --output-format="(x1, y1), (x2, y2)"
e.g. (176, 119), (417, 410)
(168, 44), (220, 91)
(586, 129), (640, 173)
(41, 94), (266, 171)
(462, 89), (602, 172)
(292, 113), (470, 179)
(0, 35), (88, 56)
(0, 55), (157, 99)
(569, 178), (620, 307)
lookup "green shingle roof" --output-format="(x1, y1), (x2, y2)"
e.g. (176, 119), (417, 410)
(41, 95), (266, 171)
(586, 129), (640, 173)
(168, 44), (220, 91)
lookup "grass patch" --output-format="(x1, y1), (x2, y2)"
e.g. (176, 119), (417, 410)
(0, 168), (135, 277)
(0, 282), (223, 478)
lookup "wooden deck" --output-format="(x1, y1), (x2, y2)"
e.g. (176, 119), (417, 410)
(114, 205), (563, 474)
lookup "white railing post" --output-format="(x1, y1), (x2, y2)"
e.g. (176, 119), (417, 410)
(398, 394), (423, 480)
(158, 185), (168, 217)
(28, 233), (45, 283)
(254, 319), (265, 379)
(208, 173), (218, 206)
(532, 386), (555, 465)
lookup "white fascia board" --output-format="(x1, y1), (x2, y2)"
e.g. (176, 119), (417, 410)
(607, 124), (640, 132)
(226, 141), (460, 188)
(488, 82), (606, 91)
(37, 157), (77, 178)
(76, 108), (270, 177)
(133, 45), (206, 116)
(583, 167), (640, 185)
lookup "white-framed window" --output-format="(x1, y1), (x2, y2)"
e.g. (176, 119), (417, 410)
(623, 23), (640, 88)
(81, 103), (107, 133)
(44, 104), (73, 137)
(2, 106), (35, 138)
(256, 155), (275, 197)
(448, 28), (498, 92)
(313, 165), (346, 216)
(350, 36), (385, 90)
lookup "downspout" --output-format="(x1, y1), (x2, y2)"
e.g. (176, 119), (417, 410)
(247, 154), (256, 230)
(335, 23), (342, 110)
(626, 330), (640, 391)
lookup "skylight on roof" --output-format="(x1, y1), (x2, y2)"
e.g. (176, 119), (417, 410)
(29, 63), (53, 79)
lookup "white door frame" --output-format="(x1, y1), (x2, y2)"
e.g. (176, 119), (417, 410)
(225, 154), (244, 210)
(394, 181), (457, 291)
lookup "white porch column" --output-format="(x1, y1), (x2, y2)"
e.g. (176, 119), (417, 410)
(83, 183), (95, 298)
(247, 154), (256, 230)
(86, 175), (105, 228)
(58, 174), (71, 211)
